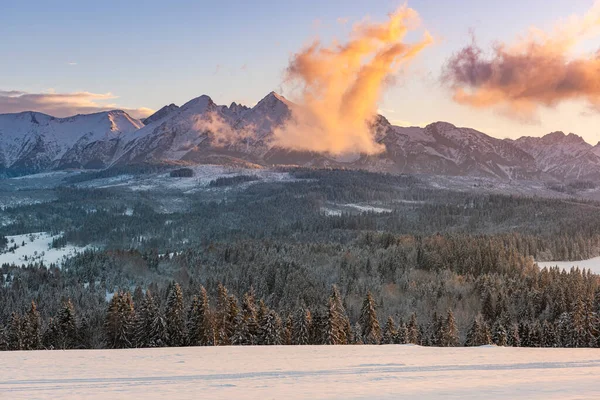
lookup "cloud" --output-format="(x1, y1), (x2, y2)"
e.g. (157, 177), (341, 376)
(67, 62), (78, 66)
(442, 1), (600, 120)
(193, 112), (256, 147)
(0, 90), (153, 119)
(274, 5), (432, 156)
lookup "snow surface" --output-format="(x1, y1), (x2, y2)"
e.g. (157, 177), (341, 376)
(322, 203), (393, 216)
(77, 165), (295, 193)
(537, 257), (600, 274)
(1, 345), (600, 399)
(0, 232), (89, 267)
(0, 110), (143, 168)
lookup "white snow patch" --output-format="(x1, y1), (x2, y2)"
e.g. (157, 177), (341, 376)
(0, 232), (89, 267)
(344, 204), (392, 213)
(538, 257), (600, 275)
(1, 346), (600, 399)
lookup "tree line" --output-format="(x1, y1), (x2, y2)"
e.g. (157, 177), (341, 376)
(3, 276), (600, 350)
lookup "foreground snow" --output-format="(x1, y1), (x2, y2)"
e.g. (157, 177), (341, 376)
(1, 346), (600, 399)
(538, 257), (600, 274)
(0, 232), (89, 267)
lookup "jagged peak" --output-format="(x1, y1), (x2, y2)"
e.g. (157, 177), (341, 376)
(425, 121), (457, 131)
(180, 95), (216, 113)
(255, 91), (294, 109)
(142, 104), (180, 125)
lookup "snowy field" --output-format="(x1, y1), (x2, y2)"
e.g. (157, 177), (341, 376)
(0, 232), (88, 267)
(2, 345), (600, 399)
(75, 165), (296, 193)
(537, 257), (600, 274)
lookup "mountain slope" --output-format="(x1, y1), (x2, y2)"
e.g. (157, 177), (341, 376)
(510, 132), (600, 180)
(0, 110), (143, 175)
(1, 90), (598, 181)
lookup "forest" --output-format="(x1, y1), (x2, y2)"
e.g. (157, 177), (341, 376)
(1, 167), (600, 349)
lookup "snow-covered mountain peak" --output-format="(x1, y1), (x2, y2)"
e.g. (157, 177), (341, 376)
(142, 104), (179, 125)
(180, 95), (216, 114)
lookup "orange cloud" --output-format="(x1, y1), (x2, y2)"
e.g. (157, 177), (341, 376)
(0, 90), (153, 119)
(274, 6), (432, 156)
(443, 2), (600, 120)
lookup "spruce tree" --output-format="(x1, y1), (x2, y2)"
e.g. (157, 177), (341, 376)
(359, 292), (381, 344)
(382, 317), (397, 345)
(482, 291), (495, 322)
(58, 299), (78, 349)
(258, 310), (283, 345)
(104, 292), (134, 349)
(215, 283), (230, 345)
(165, 283), (186, 347)
(442, 309), (459, 347)
(22, 301), (41, 350)
(324, 285), (349, 345)
(407, 313), (419, 345)
(135, 290), (167, 348)
(6, 312), (23, 351)
(187, 286), (214, 346)
(492, 320), (507, 346)
(395, 322), (408, 344)
(292, 307), (312, 345)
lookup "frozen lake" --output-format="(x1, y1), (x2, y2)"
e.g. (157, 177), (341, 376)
(1, 345), (600, 399)
(537, 256), (600, 274)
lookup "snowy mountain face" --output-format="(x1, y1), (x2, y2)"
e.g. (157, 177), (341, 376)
(142, 104), (179, 125)
(510, 133), (600, 180)
(0, 110), (143, 175)
(0, 91), (598, 181)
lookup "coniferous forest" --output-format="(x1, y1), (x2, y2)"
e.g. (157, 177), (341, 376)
(1, 167), (600, 349)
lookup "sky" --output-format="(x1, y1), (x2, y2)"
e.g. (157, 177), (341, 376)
(1, 0), (599, 144)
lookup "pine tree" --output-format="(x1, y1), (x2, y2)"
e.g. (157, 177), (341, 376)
(382, 317), (397, 344)
(215, 283), (230, 345)
(430, 312), (444, 346)
(236, 289), (259, 345)
(292, 307), (312, 345)
(22, 301), (41, 350)
(135, 290), (167, 348)
(465, 318), (480, 347)
(359, 292), (381, 344)
(310, 309), (326, 345)
(187, 286), (214, 346)
(442, 309), (459, 347)
(104, 292), (134, 349)
(165, 283), (186, 347)
(395, 322), (408, 344)
(57, 299), (78, 349)
(407, 313), (419, 345)
(478, 320), (492, 346)
(324, 286), (348, 345)
(283, 315), (293, 345)
(529, 321), (542, 347)
(519, 321), (531, 347)
(482, 291), (495, 322)
(6, 312), (23, 351)
(492, 320), (507, 346)
(541, 320), (556, 348)
(507, 323), (521, 347)
(258, 310), (283, 345)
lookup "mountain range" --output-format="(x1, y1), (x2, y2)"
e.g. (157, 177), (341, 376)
(1, 91), (599, 181)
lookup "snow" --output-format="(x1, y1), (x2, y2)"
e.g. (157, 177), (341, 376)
(322, 203), (393, 216)
(1, 346), (600, 399)
(344, 204), (392, 213)
(78, 165), (295, 193)
(0, 110), (142, 168)
(537, 257), (600, 275)
(0, 232), (89, 267)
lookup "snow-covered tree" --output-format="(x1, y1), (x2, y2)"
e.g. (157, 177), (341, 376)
(359, 292), (381, 344)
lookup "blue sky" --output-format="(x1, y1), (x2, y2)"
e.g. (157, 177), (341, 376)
(1, 0), (599, 142)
